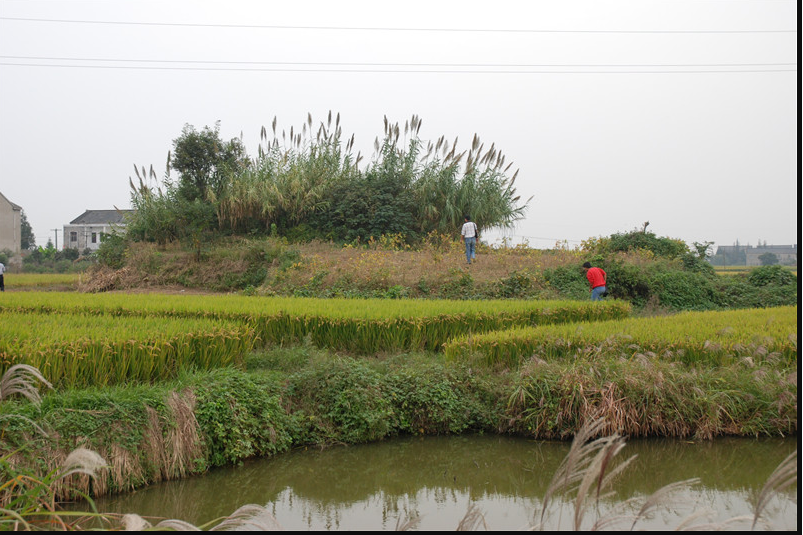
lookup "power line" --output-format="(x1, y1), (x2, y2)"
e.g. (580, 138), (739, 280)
(0, 16), (797, 34)
(0, 62), (795, 74)
(0, 55), (795, 69)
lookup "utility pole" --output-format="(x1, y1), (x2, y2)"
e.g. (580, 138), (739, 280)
(51, 229), (59, 250)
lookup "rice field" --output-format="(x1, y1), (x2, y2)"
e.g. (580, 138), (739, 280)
(3, 273), (81, 288)
(0, 311), (253, 388)
(443, 306), (798, 368)
(0, 292), (631, 353)
(1, 290), (796, 390)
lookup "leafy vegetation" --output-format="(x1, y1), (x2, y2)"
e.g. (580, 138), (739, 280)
(90, 228), (796, 312)
(123, 114), (529, 247)
(3, 362), (794, 530)
(3, 321), (796, 501)
(19, 245), (92, 274)
(20, 209), (35, 250)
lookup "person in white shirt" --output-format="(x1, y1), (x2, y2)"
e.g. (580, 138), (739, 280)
(0, 261), (5, 291)
(460, 215), (478, 265)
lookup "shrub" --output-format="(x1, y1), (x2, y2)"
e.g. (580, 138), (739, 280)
(748, 265), (796, 287)
(605, 230), (688, 258)
(598, 261), (652, 307)
(650, 270), (719, 311)
(542, 266), (588, 300)
(284, 357), (393, 444)
(193, 369), (294, 466)
(95, 232), (128, 269)
(495, 270), (535, 298)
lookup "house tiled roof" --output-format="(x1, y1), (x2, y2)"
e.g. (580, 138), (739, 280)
(746, 246), (797, 256)
(68, 209), (135, 225)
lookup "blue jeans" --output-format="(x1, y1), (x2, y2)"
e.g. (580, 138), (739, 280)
(464, 237), (476, 264)
(591, 286), (606, 301)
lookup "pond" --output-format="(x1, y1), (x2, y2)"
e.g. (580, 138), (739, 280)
(84, 434), (797, 530)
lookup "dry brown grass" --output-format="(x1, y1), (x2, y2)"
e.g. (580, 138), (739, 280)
(81, 237), (589, 295)
(2, 389), (205, 503)
(270, 238), (585, 294)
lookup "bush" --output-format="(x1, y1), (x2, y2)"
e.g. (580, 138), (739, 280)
(748, 265), (796, 287)
(543, 266), (589, 301)
(193, 369), (294, 466)
(495, 270), (535, 298)
(597, 230), (688, 259)
(712, 269), (798, 309)
(600, 261), (652, 307)
(650, 270), (718, 311)
(61, 248), (80, 261)
(384, 362), (492, 435)
(284, 358), (393, 445)
(95, 233), (128, 269)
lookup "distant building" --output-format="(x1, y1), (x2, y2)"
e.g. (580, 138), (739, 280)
(63, 209), (135, 251)
(0, 190), (22, 253)
(713, 244), (797, 266)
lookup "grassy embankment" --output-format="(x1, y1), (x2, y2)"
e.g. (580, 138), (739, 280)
(1, 291), (796, 501)
(79, 237), (798, 311)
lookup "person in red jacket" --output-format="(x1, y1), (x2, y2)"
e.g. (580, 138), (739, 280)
(582, 262), (607, 301)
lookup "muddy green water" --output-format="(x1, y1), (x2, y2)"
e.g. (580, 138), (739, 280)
(86, 435), (797, 530)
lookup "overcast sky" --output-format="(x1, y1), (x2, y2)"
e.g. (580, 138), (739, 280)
(0, 0), (798, 250)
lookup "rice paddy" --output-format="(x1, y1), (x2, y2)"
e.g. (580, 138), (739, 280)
(0, 290), (797, 530)
(0, 291), (631, 354)
(443, 305), (797, 368)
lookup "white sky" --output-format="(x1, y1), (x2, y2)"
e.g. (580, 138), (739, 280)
(0, 0), (798, 250)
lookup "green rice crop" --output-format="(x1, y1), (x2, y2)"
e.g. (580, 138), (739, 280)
(3, 273), (80, 288)
(444, 306), (798, 368)
(0, 311), (254, 388)
(0, 292), (631, 353)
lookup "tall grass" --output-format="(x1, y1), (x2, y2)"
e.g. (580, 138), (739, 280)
(532, 417), (796, 531)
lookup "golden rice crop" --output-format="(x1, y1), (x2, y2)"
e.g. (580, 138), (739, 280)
(444, 306), (798, 368)
(0, 311), (254, 388)
(4, 273), (80, 288)
(0, 292), (631, 353)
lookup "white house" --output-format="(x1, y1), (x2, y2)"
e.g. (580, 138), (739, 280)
(63, 209), (135, 251)
(0, 190), (22, 253)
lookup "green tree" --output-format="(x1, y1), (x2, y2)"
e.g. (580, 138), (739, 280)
(758, 252), (779, 266)
(322, 125), (418, 242)
(692, 241), (713, 260)
(171, 122), (249, 202)
(604, 230), (688, 258)
(20, 210), (35, 250)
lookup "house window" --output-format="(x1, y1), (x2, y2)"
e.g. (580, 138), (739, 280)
(70, 232), (77, 242)
(91, 232), (97, 244)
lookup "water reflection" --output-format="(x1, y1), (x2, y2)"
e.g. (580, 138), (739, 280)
(85, 435), (797, 530)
